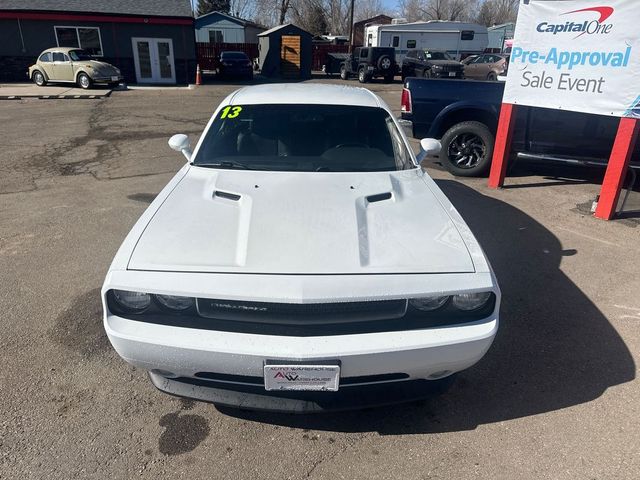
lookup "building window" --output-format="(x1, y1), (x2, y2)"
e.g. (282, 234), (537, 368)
(392, 36), (399, 47)
(55, 26), (103, 56)
(367, 33), (372, 46)
(406, 39), (416, 48)
(209, 30), (224, 43)
(461, 30), (475, 41)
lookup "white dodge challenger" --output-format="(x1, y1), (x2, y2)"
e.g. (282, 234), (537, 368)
(102, 84), (499, 412)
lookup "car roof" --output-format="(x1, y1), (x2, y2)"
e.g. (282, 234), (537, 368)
(42, 47), (81, 54)
(228, 84), (381, 108)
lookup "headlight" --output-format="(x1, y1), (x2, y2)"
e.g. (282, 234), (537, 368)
(410, 295), (449, 311)
(452, 292), (492, 311)
(112, 289), (151, 313)
(154, 294), (194, 311)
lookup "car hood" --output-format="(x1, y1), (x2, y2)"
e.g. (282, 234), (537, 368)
(81, 60), (118, 73)
(128, 168), (475, 274)
(429, 60), (463, 67)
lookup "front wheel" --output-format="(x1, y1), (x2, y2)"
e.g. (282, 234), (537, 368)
(440, 121), (495, 177)
(340, 65), (348, 80)
(487, 72), (497, 81)
(383, 74), (394, 83)
(422, 69), (432, 78)
(77, 73), (92, 89)
(32, 71), (46, 86)
(358, 67), (369, 83)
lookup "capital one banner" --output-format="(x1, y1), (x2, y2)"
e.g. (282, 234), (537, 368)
(503, 0), (640, 118)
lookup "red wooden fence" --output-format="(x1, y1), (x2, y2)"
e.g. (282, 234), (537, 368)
(311, 44), (349, 71)
(196, 42), (349, 72)
(196, 42), (259, 70)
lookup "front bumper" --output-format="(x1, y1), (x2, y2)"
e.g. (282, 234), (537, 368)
(92, 75), (124, 84)
(105, 312), (498, 411)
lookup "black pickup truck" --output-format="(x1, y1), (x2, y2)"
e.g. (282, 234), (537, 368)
(401, 78), (639, 176)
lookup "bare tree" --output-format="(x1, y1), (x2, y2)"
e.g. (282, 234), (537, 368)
(475, 0), (519, 26)
(399, 0), (478, 22)
(229, 0), (256, 18)
(354, 0), (390, 22)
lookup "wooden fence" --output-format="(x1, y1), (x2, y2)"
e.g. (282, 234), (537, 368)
(196, 42), (259, 70)
(311, 44), (350, 71)
(196, 42), (350, 72)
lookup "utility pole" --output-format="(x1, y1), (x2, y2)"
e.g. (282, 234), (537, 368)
(348, 0), (355, 52)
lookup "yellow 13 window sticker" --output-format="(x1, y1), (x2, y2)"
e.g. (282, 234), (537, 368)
(219, 106), (242, 119)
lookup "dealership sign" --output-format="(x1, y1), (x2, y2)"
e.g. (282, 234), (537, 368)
(503, 0), (640, 117)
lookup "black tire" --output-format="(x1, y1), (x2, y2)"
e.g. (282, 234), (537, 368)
(32, 70), (46, 86)
(383, 74), (394, 83)
(340, 64), (348, 80)
(422, 68), (432, 78)
(440, 121), (495, 177)
(377, 55), (392, 71)
(77, 72), (92, 89)
(358, 67), (369, 83)
(487, 72), (497, 81)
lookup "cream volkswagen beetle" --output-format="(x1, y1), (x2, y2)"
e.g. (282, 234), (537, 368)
(28, 48), (123, 89)
(102, 84), (500, 412)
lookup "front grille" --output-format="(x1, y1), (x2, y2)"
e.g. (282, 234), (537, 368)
(196, 298), (408, 324)
(440, 65), (462, 73)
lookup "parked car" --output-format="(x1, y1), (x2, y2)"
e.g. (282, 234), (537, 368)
(400, 78), (640, 176)
(401, 49), (464, 81)
(463, 54), (508, 81)
(340, 47), (397, 83)
(217, 51), (253, 80)
(322, 52), (350, 76)
(102, 83), (500, 412)
(28, 47), (123, 89)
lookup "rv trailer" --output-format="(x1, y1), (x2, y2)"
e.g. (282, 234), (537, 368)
(364, 21), (488, 61)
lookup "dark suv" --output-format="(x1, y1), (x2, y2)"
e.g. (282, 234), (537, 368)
(340, 47), (397, 83)
(401, 49), (464, 81)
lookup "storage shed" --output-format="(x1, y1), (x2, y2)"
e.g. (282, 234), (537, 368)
(258, 24), (312, 79)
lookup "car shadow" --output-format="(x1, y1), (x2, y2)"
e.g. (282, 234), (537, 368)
(216, 180), (635, 433)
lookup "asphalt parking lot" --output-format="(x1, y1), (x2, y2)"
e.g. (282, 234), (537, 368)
(1, 78), (639, 479)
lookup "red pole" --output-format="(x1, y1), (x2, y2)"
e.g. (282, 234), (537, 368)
(594, 117), (640, 220)
(488, 103), (517, 189)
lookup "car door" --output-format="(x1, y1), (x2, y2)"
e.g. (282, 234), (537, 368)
(464, 55), (486, 79)
(402, 50), (415, 77)
(52, 52), (74, 81)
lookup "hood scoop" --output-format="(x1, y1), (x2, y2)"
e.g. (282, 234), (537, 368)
(214, 190), (241, 201)
(366, 192), (392, 204)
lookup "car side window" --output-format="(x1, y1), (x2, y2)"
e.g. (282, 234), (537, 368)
(39, 52), (52, 62)
(62, 54), (70, 62)
(52, 52), (65, 62)
(475, 55), (487, 63)
(360, 48), (368, 58)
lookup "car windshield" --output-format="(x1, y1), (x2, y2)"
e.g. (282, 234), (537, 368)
(68, 50), (93, 61)
(424, 51), (451, 60)
(221, 52), (248, 60)
(193, 104), (414, 172)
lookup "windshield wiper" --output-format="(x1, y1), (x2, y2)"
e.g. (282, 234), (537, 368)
(196, 161), (254, 170)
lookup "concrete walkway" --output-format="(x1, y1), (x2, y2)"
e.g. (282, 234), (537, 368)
(0, 83), (112, 99)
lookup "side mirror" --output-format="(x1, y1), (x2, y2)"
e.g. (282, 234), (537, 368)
(420, 138), (441, 156)
(168, 134), (192, 162)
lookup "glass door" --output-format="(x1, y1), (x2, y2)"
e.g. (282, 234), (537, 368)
(132, 38), (175, 83)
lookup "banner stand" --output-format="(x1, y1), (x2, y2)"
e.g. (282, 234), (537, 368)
(594, 118), (639, 220)
(488, 103), (517, 189)
(488, 109), (638, 221)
